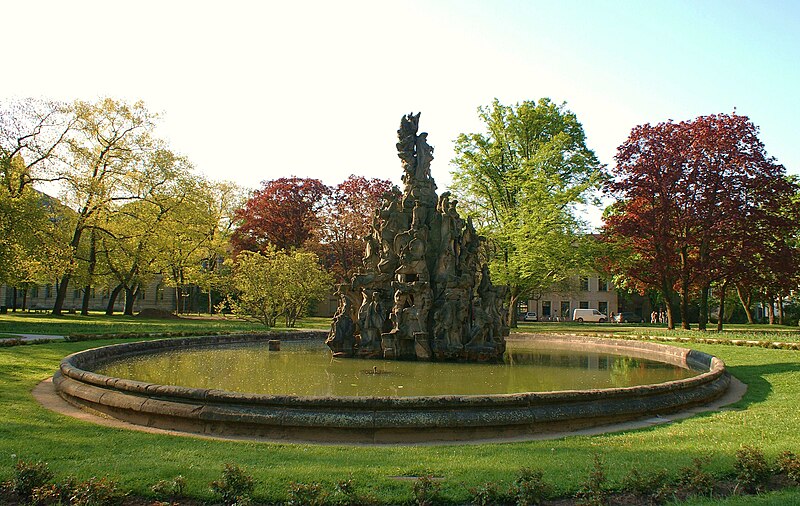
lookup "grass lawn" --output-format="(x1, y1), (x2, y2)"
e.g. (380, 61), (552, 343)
(1, 320), (799, 503)
(0, 312), (331, 337)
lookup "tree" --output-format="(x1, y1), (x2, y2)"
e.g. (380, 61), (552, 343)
(190, 180), (245, 314)
(312, 175), (396, 281)
(51, 98), (159, 315)
(226, 248), (332, 327)
(231, 177), (328, 253)
(0, 99), (74, 286)
(604, 113), (799, 330)
(451, 98), (605, 324)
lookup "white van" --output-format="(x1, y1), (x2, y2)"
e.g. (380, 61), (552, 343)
(572, 308), (608, 323)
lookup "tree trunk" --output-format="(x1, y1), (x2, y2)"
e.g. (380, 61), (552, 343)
(737, 285), (754, 324)
(660, 278), (678, 330)
(678, 247), (691, 330)
(175, 286), (181, 314)
(716, 281), (728, 331)
(124, 286), (137, 316)
(698, 284), (709, 331)
(81, 286), (91, 315)
(778, 296), (785, 325)
(507, 292), (519, 329)
(105, 284), (123, 315)
(12, 287), (17, 311)
(22, 287), (28, 311)
(208, 289), (213, 315)
(52, 273), (71, 315)
(81, 230), (97, 315)
(767, 296), (775, 325)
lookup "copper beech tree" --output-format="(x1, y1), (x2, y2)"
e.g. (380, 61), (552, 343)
(604, 113), (798, 330)
(312, 175), (397, 281)
(231, 175), (395, 281)
(231, 176), (329, 253)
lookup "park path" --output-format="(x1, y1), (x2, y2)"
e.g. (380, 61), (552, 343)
(0, 334), (65, 343)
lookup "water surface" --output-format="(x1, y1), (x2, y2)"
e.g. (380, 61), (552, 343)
(96, 340), (697, 397)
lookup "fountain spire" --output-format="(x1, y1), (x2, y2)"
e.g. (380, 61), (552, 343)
(326, 113), (509, 361)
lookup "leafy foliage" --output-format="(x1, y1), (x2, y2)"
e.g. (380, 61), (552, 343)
(511, 467), (550, 505)
(227, 248), (332, 326)
(10, 460), (54, 502)
(777, 451), (800, 483)
(451, 98), (604, 321)
(734, 445), (771, 493)
(232, 176), (328, 253)
(312, 174), (396, 282)
(575, 454), (609, 506)
(209, 463), (255, 506)
(604, 113), (800, 329)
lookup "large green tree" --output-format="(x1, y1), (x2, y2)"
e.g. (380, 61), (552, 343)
(52, 98), (159, 315)
(0, 99), (74, 290)
(451, 98), (605, 323)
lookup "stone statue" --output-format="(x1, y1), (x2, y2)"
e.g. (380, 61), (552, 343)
(327, 113), (508, 362)
(325, 285), (356, 357)
(357, 289), (384, 357)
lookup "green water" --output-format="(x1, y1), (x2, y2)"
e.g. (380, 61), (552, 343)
(96, 340), (697, 397)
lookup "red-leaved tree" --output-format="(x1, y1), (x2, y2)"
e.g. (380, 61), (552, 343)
(312, 175), (396, 282)
(232, 177), (329, 253)
(604, 113), (798, 330)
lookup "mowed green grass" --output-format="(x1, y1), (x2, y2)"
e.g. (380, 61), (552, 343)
(1, 329), (799, 503)
(0, 312), (331, 337)
(517, 321), (800, 343)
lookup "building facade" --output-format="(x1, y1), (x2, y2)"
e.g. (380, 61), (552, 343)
(521, 274), (653, 322)
(0, 277), (177, 314)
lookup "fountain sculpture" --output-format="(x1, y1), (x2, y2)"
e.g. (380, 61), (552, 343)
(326, 113), (509, 361)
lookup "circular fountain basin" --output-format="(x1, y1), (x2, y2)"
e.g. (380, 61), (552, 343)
(54, 331), (730, 443)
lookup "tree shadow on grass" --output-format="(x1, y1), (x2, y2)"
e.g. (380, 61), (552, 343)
(725, 362), (800, 409)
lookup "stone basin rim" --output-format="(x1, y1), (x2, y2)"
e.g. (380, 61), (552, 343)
(57, 330), (725, 406)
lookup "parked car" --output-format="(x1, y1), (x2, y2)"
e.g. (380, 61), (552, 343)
(616, 312), (644, 323)
(522, 311), (538, 321)
(572, 308), (608, 323)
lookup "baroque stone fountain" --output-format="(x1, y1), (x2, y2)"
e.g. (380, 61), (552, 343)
(326, 113), (509, 362)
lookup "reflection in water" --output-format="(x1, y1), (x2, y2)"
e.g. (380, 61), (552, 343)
(96, 340), (697, 397)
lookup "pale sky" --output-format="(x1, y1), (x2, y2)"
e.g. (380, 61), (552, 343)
(4, 0), (798, 201)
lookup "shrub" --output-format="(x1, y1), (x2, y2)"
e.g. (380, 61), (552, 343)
(12, 460), (54, 501)
(151, 475), (187, 499)
(210, 464), (255, 506)
(677, 458), (715, 497)
(469, 481), (507, 506)
(412, 475), (441, 506)
(68, 476), (124, 506)
(511, 467), (550, 505)
(621, 467), (670, 502)
(287, 481), (327, 506)
(777, 451), (800, 483)
(30, 484), (61, 506)
(734, 445), (771, 493)
(575, 454), (609, 506)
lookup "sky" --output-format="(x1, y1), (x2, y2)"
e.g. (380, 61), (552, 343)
(3, 0), (799, 206)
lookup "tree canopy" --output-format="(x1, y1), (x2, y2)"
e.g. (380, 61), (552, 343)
(603, 113), (799, 329)
(451, 98), (605, 322)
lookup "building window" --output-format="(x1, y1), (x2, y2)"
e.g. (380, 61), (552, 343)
(560, 301), (571, 320)
(542, 301), (551, 317)
(45, 285), (51, 298)
(31, 286), (39, 298)
(580, 277), (589, 291)
(598, 278), (608, 292)
(599, 301), (608, 314)
(579, 301), (589, 309)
